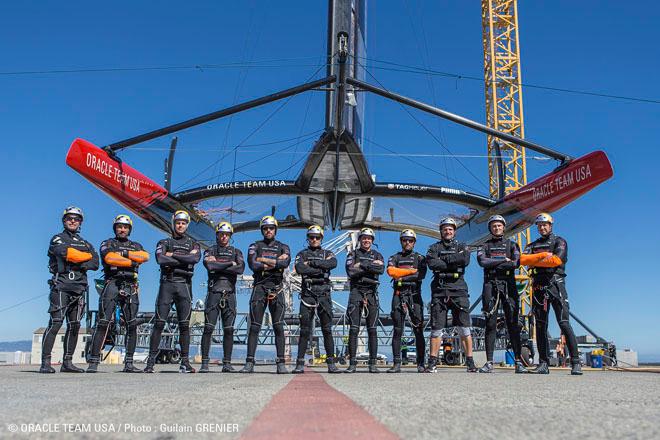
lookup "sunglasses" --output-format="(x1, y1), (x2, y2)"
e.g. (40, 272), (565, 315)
(64, 216), (82, 223)
(401, 238), (415, 243)
(262, 226), (276, 231)
(307, 235), (322, 240)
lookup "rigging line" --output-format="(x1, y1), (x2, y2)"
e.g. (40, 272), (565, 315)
(402, 0), (452, 185)
(360, 56), (660, 105)
(357, 60), (489, 191)
(172, 63), (329, 192)
(236, 153), (308, 179)
(363, 136), (485, 194)
(388, 198), (438, 226)
(0, 293), (48, 314)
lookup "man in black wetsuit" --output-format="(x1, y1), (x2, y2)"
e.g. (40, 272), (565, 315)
(41, 206), (99, 373)
(87, 215), (149, 373)
(200, 221), (244, 373)
(292, 225), (340, 374)
(477, 215), (528, 374)
(345, 228), (384, 373)
(144, 210), (201, 373)
(386, 229), (427, 373)
(425, 217), (476, 373)
(240, 216), (291, 374)
(522, 213), (582, 375)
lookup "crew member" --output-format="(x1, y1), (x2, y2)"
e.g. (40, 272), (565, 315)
(200, 221), (244, 373)
(41, 206), (99, 373)
(386, 229), (427, 373)
(345, 228), (384, 373)
(292, 225), (340, 374)
(144, 210), (200, 373)
(521, 213), (582, 375)
(425, 218), (476, 373)
(477, 215), (528, 374)
(240, 216), (291, 374)
(87, 215), (149, 373)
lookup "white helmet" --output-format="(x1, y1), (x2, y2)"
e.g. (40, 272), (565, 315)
(113, 214), (133, 233)
(62, 206), (84, 222)
(487, 214), (506, 227)
(358, 227), (375, 239)
(439, 217), (457, 229)
(259, 215), (278, 229)
(307, 224), (324, 238)
(215, 221), (233, 234)
(400, 229), (417, 240)
(535, 213), (554, 224)
(172, 210), (191, 228)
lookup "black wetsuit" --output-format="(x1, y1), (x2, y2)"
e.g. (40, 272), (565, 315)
(345, 247), (384, 362)
(477, 236), (523, 362)
(426, 239), (471, 332)
(44, 229), (99, 362)
(525, 234), (579, 364)
(246, 239), (291, 363)
(89, 237), (145, 364)
(294, 246), (337, 361)
(202, 243), (244, 363)
(387, 250), (427, 365)
(148, 235), (201, 361)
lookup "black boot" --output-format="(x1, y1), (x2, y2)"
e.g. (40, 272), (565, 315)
(276, 361), (289, 374)
(466, 356), (477, 373)
(425, 356), (438, 373)
(86, 362), (99, 373)
(292, 359), (305, 374)
(222, 362), (236, 373)
(344, 361), (357, 373)
(199, 360), (210, 373)
(515, 360), (529, 374)
(39, 357), (56, 374)
(387, 360), (402, 373)
(479, 361), (493, 373)
(143, 356), (156, 373)
(240, 360), (255, 374)
(368, 359), (380, 374)
(327, 358), (340, 374)
(531, 361), (550, 374)
(179, 359), (196, 373)
(61, 359), (85, 373)
(571, 361), (583, 376)
(122, 362), (142, 373)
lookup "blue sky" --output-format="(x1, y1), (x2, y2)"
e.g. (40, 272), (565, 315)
(1, 1), (659, 360)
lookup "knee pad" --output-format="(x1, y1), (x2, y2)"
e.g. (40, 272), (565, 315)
(349, 325), (360, 332)
(430, 329), (443, 338)
(178, 320), (190, 329)
(272, 323), (284, 334)
(458, 326), (471, 337)
(96, 319), (110, 328)
(392, 326), (403, 337)
(68, 321), (81, 331)
(222, 326), (234, 333)
(203, 323), (215, 334)
(367, 327), (377, 335)
(152, 320), (166, 331)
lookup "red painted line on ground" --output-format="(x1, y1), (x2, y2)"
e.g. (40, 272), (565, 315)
(241, 371), (399, 439)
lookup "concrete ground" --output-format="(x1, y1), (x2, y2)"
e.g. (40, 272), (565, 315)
(1, 364), (658, 439)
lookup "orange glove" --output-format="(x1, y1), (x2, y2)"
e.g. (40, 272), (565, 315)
(520, 252), (551, 267)
(534, 254), (563, 268)
(104, 252), (133, 268)
(66, 247), (93, 263)
(387, 267), (418, 279)
(128, 250), (150, 264)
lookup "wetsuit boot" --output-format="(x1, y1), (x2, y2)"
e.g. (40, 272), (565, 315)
(122, 362), (142, 373)
(199, 360), (210, 373)
(61, 359), (85, 373)
(368, 359), (380, 374)
(86, 362), (99, 373)
(292, 359), (305, 374)
(276, 360), (289, 374)
(327, 358), (340, 374)
(531, 361), (550, 374)
(571, 361), (583, 376)
(222, 361), (236, 373)
(344, 361), (357, 374)
(143, 356), (156, 373)
(40, 357), (56, 374)
(179, 359), (196, 373)
(387, 360), (402, 373)
(240, 360), (255, 374)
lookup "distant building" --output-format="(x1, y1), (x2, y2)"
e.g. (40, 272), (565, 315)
(31, 328), (91, 365)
